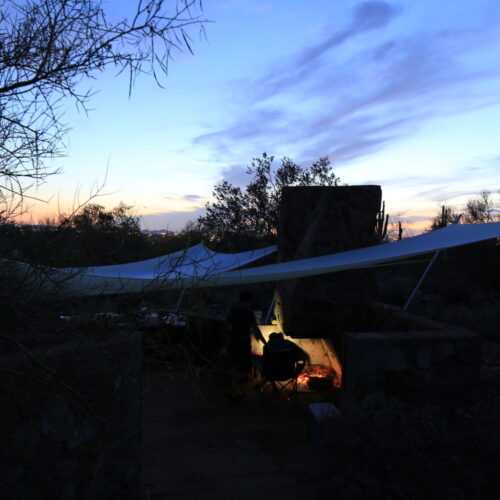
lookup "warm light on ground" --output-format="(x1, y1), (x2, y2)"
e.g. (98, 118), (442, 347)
(297, 365), (342, 391)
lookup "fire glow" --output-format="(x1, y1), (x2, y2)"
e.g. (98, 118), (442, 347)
(297, 365), (342, 390)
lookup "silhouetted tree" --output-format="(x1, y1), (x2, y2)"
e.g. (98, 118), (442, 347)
(198, 153), (340, 246)
(0, 202), (148, 265)
(463, 191), (496, 224)
(0, 0), (205, 211)
(60, 202), (140, 233)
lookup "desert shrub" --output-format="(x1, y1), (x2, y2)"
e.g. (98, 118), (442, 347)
(313, 395), (497, 499)
(442, 304), (500, 342)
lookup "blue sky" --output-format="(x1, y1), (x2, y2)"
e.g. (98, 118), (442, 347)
(29, 0), (500, 231)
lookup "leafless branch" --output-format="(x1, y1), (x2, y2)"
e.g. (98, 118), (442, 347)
(0, 0), (206, 209)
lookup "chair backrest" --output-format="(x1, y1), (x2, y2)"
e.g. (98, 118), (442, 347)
(262, 348), (302, 381)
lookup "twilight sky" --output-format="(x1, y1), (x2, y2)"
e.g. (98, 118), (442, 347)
(28, 0), (500, 232)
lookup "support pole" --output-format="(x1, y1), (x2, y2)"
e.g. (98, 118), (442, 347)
(174, 287), (186, 313)
(403, 250), (440, 311)
(264, 297), (275, 325)
(403, 214), (462, 311)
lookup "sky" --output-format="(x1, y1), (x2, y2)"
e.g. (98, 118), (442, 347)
(26, 0), (500, 232)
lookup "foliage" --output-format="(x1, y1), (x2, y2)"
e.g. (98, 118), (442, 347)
(60, 202), (140, 232)
(198, 153), (340, 246)
(0, 202), (147, 265)
(428, 191), (499, 231)
(0, 0), (205, 211)
(315, 394), (496, 499)
(0, 201), (216, 267)
(429, 204), (460, 231)
(463, 190), (496, 224)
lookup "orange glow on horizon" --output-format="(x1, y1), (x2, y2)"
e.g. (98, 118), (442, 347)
(405, 219), (429, 235)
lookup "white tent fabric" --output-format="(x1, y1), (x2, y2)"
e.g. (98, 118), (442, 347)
(214, 222), (500, 287)
(21, 243), (277, 295)
(81, 243), (277, 280)
(6, 223), (500, 296)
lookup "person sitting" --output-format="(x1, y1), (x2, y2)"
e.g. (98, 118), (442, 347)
(259, 332), (309, 390)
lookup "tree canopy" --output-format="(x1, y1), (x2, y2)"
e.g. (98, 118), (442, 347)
(60, 202), (140, 233)
(197, 153), (340, 246)
(428, 191), (499, 231)
(463, 191), (496, 224)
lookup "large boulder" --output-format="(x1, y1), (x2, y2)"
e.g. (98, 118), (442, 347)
(275, 185), (382, 339)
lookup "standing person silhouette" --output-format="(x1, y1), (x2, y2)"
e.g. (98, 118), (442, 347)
(226, 290), (266, 399)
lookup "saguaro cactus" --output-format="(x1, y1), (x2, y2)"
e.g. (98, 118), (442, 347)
(375, 200), (389, 242)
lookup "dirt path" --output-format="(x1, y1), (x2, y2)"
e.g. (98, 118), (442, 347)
(141, 367), (320, 499)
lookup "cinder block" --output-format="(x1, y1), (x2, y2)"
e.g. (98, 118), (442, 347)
(308, 402), (340, 442)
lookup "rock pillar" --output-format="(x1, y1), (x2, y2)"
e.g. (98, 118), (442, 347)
(275, 185), (382, 339)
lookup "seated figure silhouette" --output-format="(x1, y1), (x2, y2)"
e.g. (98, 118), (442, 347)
(260, 332), (309, 393)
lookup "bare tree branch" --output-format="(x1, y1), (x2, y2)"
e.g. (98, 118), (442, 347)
(0, 0), (206, 213)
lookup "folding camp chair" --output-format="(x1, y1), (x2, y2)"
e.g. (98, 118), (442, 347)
(258, 348), (306, 399)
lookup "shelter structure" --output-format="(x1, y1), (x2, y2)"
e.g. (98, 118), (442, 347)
(3, 223), (500, 297)
(250, 186), (496, 403)
(3, 187), (499, 406)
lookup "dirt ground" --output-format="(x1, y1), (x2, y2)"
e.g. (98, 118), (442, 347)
(141, 367), (324, 499)
(140, 341), (500, 499)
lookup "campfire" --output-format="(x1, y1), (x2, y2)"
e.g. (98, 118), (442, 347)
(297, 365), (342, 391)
(251, 327), (344, 392)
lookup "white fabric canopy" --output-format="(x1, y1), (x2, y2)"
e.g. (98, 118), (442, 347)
(6, 223), (500, 296)
(10, 243), (277, 295)
(81, 243), (277, 280)
(214, 222), (500, 286)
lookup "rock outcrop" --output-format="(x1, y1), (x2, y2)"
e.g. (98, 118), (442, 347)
(275, 185), (382, 339)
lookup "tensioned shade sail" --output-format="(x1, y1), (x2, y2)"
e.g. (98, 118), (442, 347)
(6, 242), (277, 296)
(215, 222), (500, 286)
(6, 223), (500, 296)
(81, 243), (277, 280)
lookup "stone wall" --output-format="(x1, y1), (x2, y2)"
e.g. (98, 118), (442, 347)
(342, 329), (479, 410)
(275, 185), (382, 339)
(0, 329), (142, 499)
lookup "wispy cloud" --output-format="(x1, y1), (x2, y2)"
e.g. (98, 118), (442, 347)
(192, 1), (500, 171)
(192, 108), (286, 155)
(417, 186), (495, 204)
(158, 192), (208, 215)
(183, 194), (203, 201)
(219, 163), (252, 188)
(411, 155), (500, 202)
(250, 1), (400, 102)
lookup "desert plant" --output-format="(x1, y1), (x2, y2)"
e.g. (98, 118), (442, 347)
(198, 153), (340, 247)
